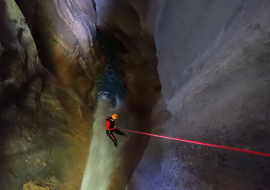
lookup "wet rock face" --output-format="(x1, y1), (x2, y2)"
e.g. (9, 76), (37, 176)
(15, 0), (105, 107)
(0, 0), (99, 189)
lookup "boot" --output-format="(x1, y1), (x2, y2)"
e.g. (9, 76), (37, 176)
(114, 141), (118, 148)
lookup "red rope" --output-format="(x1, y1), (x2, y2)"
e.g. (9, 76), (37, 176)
(119, 128), (270, 157)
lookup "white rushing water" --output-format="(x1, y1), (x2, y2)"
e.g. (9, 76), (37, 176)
(80, 98), (130, 190)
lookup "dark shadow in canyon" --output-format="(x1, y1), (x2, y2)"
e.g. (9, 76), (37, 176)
(91, 1), (160, 189)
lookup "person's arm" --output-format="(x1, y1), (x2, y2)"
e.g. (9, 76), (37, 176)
(105, 120), (111, 130)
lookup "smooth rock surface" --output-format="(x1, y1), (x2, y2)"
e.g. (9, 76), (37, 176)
(129, 0), (270, 189)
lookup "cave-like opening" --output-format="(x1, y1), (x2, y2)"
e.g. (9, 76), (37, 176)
(94, 29), (126, 109)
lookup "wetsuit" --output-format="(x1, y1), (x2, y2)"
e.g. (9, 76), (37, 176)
(105, 117), (126, 147)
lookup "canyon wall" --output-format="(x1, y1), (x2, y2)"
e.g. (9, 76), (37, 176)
(0, 0), (99, 189)
(130, 1), (270, 189)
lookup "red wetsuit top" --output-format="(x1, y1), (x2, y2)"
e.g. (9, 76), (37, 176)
(105, 117), (115, 130)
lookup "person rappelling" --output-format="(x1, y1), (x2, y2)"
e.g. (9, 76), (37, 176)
(105, 114), (127, 147)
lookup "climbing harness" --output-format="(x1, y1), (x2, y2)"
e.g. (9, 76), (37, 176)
(119, 129), (270, 157)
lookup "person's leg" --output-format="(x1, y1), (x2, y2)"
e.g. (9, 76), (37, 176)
(110, 132), (118, 147)
(113, 129), (127, 137)
(110, 133), (117, 147)
(107, 130), (118, 147)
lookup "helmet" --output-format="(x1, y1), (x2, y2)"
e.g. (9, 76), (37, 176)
(111, 114), (118, 120)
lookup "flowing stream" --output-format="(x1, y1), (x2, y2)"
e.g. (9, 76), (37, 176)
(80, 29), (127, 190)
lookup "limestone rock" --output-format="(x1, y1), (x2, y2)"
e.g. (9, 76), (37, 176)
(130, 1), (270, 190)
(23, 181), (49, 190)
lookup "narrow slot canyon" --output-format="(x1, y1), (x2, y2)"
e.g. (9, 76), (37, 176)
(1, 0), (270, 190)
